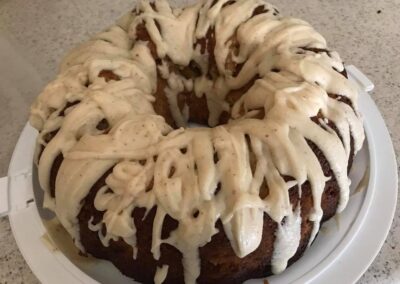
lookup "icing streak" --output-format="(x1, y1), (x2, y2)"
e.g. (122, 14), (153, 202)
(29, 0), (364, 283)
(155, 265), (169, 284)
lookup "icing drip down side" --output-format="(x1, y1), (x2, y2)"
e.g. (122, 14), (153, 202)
(29, 0), (365, 283)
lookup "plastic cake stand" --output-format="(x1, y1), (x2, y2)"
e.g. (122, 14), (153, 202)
(0, 65), (397, 284)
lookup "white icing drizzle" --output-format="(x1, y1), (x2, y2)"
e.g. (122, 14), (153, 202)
(155, 265), (169, 284)
(271, 204), (302, 274)
(30, 0), (365, 283)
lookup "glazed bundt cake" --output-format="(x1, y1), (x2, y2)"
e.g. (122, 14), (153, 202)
(30, 0), (365, 283)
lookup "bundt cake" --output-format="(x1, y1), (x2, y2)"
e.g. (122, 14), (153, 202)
(29, 0), (365, 283)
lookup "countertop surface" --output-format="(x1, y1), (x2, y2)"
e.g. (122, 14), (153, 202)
(0, 0), (399, 283)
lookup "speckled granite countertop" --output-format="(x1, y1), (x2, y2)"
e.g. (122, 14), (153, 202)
(0, 0), (399, 283)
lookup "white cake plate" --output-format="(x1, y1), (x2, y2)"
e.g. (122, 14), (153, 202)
(0, 65), (397, 284)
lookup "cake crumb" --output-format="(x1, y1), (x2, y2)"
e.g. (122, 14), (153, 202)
(377, 10), (382, 14)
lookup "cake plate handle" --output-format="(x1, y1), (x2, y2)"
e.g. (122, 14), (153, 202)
(346, 65), (375, 92)
(0, 171), (34, 218)
(0, 176), (9, 217)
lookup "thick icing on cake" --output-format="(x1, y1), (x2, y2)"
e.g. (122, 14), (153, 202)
(29, 0), (365, 283)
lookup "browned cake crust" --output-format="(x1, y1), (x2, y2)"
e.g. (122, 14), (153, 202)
(37, 2), (359, 283)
